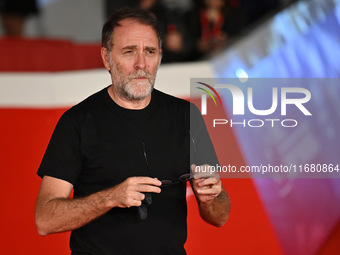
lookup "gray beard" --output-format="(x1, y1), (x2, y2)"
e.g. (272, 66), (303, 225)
(114, 80), (154, 101)
(111, 67), (156, 101)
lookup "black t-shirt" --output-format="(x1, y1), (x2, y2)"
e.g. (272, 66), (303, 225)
(38, 87), (217, 254)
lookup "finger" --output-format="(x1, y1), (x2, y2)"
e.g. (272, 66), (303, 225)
(192, 179), (211, 191)
(137, 184), (161, 194)
(196, 186), (221, 196)
(134, 192), (145, 201)
(124, 197), (143, 208)
(191, 164), (209, 175)
(192, 177), (219, 188)
(191, 164), (214, 172)
(194, 171), (219, 178)
(130, 200), (143, 207)
(191, 165), (219, 179)
(193, 173), (211, 179)
(127, 191), (149, 206)
(196, 177), (220, 187)
(130, 177), (162, 187)
(191, 164), (196, 173)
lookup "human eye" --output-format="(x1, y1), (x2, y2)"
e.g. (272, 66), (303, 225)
(146, 49), (157, 55)
(123, 50), (133, 55)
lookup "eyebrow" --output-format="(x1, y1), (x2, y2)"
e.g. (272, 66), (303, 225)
(122, 45), (157, 51)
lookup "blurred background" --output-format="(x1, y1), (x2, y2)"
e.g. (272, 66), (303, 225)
(0, 0), (340, 254)
(0, 0), (296, 63)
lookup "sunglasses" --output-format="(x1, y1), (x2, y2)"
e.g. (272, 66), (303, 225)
(161, 173), (193, 187)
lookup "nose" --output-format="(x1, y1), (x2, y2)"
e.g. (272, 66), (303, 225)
(134, 52), (146, 70)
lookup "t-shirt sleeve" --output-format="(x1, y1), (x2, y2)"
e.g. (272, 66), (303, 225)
(190, 103), (219, 166)
(37, 111), (82, 185)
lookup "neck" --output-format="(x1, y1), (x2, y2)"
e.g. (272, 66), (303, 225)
(107, 85), (151, 110)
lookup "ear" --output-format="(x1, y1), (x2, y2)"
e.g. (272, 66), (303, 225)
(101, 47), (111, 71)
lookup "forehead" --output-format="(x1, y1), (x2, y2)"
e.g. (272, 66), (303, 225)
(112, 19), (159, 49)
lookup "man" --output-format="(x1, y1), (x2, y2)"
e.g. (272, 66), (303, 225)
(35, 7), (230, 254)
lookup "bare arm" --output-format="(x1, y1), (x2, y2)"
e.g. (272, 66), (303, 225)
(190, 165), (231, 227)
(35, 175), (161, 236)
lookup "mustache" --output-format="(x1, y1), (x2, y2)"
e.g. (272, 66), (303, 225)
(128, 70), (154, 81)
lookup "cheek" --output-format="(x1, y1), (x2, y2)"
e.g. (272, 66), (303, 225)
(122, 64), (136, 75)
(113, 62), (130, 76)
(148, 62), (160, 75)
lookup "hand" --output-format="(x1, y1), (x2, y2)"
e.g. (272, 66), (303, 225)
(191, 164), (222, 203)
(107, 177), (161, 208)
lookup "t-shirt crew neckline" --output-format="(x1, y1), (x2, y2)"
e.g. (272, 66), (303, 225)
(102, 85), (156, 117)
